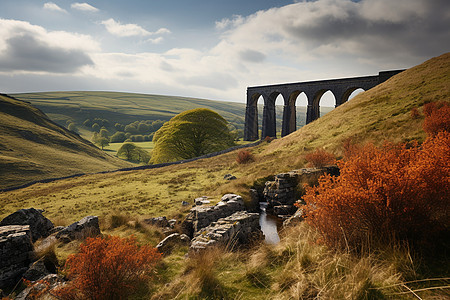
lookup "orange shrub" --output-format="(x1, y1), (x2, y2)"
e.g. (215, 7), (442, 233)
(236, 149), (255, 164)
(54, 235), (161, 300)
(422, 101), (450, 135)
(410, 107), (421, 119)
(305, 148), (335, 168)
(302, 132), (450, 249)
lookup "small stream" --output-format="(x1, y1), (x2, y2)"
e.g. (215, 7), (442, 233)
(259, 202), (281, 244)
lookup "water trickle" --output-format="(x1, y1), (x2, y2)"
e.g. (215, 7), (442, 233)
(259, 202), (280, 244)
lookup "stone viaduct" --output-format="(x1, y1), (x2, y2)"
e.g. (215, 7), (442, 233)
(244, 70), (404, 141)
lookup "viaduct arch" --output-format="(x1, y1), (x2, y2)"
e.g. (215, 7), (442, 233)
(244, 70), (404, 141)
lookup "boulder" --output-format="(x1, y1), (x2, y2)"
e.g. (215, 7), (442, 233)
(144, 216), (169, 228)
(0, 225), (34, 289)
(273, 205), (297, 216)
(224, 174), (237, 180)
(195, 196), (210, 206)
(55, 216), (100, 242)
(22, 255), (57, 282)
(156, 233), (190, 254)
(283, 209), (305, 227)
(0, 208), (54, 242)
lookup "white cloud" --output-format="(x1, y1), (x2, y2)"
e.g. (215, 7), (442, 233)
(43, 2), (67, 13)
(71, 2), (99, 12)
(101, 18), (170, 38)
(0, 19), (99, 74)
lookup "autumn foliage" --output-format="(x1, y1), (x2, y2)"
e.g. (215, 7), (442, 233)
(422, 101), (450, 135)
(301, 131), (450, 249)
(54, 236), (161, 300)
(236, 149), (255, 164)
(305, 148), (335, 168)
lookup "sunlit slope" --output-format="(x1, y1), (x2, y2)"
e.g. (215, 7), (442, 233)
(0, 95), (132, 189)
(12, 91), (247, 126)
(0, 53), (448, 222)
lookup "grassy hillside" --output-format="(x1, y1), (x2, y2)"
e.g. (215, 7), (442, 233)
(0, 53), (448, 299)
(0, 94), (133, 189)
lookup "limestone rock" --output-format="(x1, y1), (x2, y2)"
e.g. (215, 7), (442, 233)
(190, 211), (262, 251)
(195, 196), (210, 206)
(263, 167), (339, 210)
(55, 216), (100, 242)
(156, 233), (190, 254)
(0, 208), (54, 242)
(0, 225), (34, 289)
(182, 194), (246, 238)
(283, 209), (305, 227)
(144, 216), (169, 228)
(22, 255), (57, 282)
(273, 205), (297, 216)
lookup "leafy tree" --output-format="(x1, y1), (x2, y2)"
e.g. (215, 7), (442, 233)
(137, 122), (150, 133)
(125, 124), (139, 135)
(95, 137), (109, 150)
(99, 127), (109, 139)
(110, 131), (127, 143)
(151, 120), (165, 131)
(83, 119), (92, 127)
(115, 123), (125, 131)
(67, 122), (78, 133)
(117, 143), (150, 163)
(151, 108), (235, 164)
(92, 123), (100, 133)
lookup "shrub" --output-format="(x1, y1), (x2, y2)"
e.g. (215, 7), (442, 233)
(410, 107), (421, 119)
(422, 101), (450, 135)
(54, 235), (161, 300)
(304, 148), (335, 168)
(301, 132), (450, 250)
(236, 149), (255, 164)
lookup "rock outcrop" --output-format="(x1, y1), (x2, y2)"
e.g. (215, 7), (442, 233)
(0, 208), (54, 242)
(55, 216), (100, 242)
(263, 166), (339, 216)
(182, 194), (246, 238)
(0, 225), (34, 289)
(190, 211), (262, 251)
(156, 233), (191, 254)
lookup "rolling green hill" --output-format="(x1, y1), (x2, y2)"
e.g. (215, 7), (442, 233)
(0, 94), (133, 189)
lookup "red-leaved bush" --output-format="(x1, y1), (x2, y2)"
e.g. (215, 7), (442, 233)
(236, 149), (255, 164)
(305, 148), (335, 168)
(301, 131), (450, 249)
(54, 236), (161, 300)
(422, 101), (450, 135)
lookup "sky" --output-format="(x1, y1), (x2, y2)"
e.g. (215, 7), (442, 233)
(0, 0), (449, 105)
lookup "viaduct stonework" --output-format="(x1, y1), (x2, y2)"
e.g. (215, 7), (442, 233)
(244, 70), (404, 141)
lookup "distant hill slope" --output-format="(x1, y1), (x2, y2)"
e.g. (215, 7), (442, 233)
(11, 91), (247, 129)
(0, 94), (133, 189)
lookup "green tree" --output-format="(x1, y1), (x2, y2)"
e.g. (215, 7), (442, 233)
(150, 108), (235, 164)
(110, 131), (127, 143)
(92, 123), (100, 133)
(117, 143), (150, 163)
(99, 127), (109, 139)
(96, 137), (110, 150)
